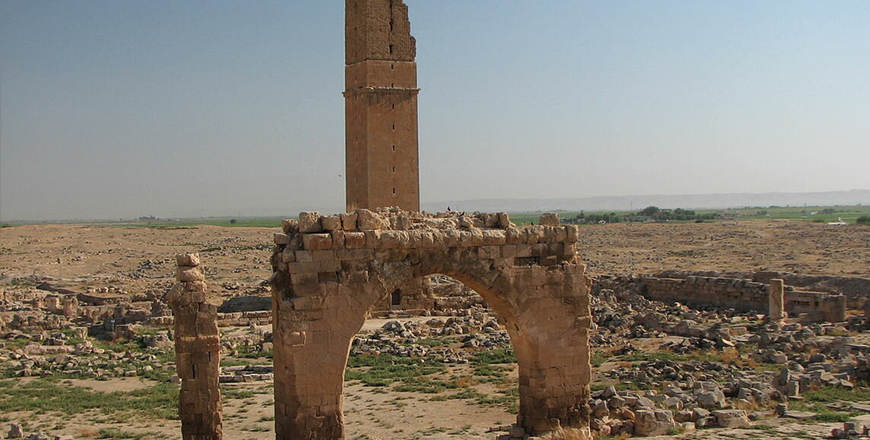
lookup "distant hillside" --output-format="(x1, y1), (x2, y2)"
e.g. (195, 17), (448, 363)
(422, 190), (870, 213)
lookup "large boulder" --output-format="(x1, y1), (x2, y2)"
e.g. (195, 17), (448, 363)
(634, 410), (677, 436)
(298, 211), (322, 233)
(8, 423), (24, 438)
(695, 382), (727, 409)
(713, 410), (752, 428)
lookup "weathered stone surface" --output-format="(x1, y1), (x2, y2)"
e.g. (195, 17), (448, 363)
(344, 232), (367, 248)
(695, 382), (727, 409)
(769, 278), (786, 322)
(539, 212), (560, 227)
(340, 212), (358, 230)
(713, 410), (751, 428)
(273, 233), (291, 245)
(356, 209), (389, 230)
(303, 233), (333, 251)
(345, 0), (419, 211)
(634, 410), (677, 436)
(167, 254), (222, 440)
(321, 215), (342, 231)
(8, 424), (24, 439)
(176, 253), (200, 267)
(270, 209), (589, 438)
(639, 271), (845, 323)
(281, 219), (299, 234)
(176, 266), (205, 282)
(783, 410), (816, 420)
(298, 211), (322, 233)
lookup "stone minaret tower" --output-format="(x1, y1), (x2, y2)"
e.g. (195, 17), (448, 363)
(344, 0), (420, 212)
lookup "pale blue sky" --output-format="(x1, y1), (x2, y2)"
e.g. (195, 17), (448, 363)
(1, 1), (868, 220)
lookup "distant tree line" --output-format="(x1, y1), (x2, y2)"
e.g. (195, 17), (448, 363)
(562, 206), (718, 225)
(563, 212), (623, 225)
(637, 206), (717, 222)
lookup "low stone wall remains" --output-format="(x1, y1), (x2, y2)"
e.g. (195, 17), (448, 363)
(641, 276), (845, 322)
(655, 270), (870, 309)
(146, 310), (271, 327)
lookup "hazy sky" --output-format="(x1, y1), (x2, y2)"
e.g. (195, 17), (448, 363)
(2, 1), (869, 221)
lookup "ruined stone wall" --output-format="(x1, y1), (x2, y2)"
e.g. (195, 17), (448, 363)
(787, 290), (846, 322)
(655, 269), (870, 309)
(640, 276), (846, 322)
(751, 271), (870, 309)
(270, 209), (592, 438)
(147, 310), (272, 327)
(216, 310), (271, 326)
(272, 209), (581, 275)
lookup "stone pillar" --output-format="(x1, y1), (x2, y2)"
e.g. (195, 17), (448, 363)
(62, 296), (78, 317)
(272, 268), (372, 440)
(509, 264), (591, 435)
(167, 253), (222, 440)
(769, 279), (786, 322)
(45, 295), (61, 313)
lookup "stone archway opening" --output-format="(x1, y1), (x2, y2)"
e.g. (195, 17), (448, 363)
(269, 209), (592, 439)
(343, 272), (521, 438)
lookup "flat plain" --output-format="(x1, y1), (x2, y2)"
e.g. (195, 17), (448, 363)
(1, 219), (869, 439)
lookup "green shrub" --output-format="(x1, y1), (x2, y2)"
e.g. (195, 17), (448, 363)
(0, 379), (178, 419)
(472, 348), (516, 365)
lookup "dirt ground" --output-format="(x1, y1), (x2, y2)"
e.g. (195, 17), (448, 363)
(1, 220), (867, 299)
(1, 220), (869, 439)
(578, 220), (870, 277)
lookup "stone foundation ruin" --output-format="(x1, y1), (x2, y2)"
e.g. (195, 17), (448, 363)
(269, 209), (593, 438)
(637, 272), (847, 322)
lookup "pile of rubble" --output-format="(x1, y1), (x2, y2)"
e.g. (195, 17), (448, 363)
(584, 279), (870, 438)
(351, 313), (511, 363)
(2, 328), (173, 379)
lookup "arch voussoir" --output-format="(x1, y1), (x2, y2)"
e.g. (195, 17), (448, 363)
(270, 209), (592, 439)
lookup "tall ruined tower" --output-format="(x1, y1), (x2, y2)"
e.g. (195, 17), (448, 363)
(345, 0), (420, 212)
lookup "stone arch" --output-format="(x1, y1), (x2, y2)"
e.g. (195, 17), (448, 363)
(270, 209), (592, 439)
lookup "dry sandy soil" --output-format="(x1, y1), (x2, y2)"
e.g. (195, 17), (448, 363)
(1, 220), (869, 439)
(1, 220), (867, 295)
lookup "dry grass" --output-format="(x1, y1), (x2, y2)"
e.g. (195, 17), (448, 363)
(452, 375), (477, 388)
(718, 347), (740, 364)
(76, 427), (100, 438)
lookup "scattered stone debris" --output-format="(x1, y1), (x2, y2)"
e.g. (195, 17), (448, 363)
(2, 219), (870, 440)
(582, 277), (870, 438)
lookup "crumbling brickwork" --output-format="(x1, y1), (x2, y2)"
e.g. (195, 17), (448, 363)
(167, 253), (223, 440)
(751, 271), (870, 309)
(641, 275), (846, 322)
(270, 209), (592, 438)
(345, 0), (420, 212)
(345, 0), (415, 64)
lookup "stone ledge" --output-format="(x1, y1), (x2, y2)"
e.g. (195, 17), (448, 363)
(275, 210), (580, 253)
